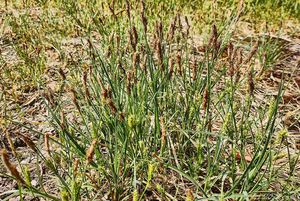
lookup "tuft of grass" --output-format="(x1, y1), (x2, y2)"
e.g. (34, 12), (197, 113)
(1, 1), (299, 201)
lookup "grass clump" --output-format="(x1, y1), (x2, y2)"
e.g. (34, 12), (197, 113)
(1, 1), (299, 201)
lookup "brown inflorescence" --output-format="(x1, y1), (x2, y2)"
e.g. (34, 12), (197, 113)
(73, 158), (79, 177)
(58, 68), (66, 81)
(1, 149), (25, 184)
(176, 51), (182, 76)
(70, 88), (81, 111)
(18, 133), (37, 152)
(140, 0), (148, 33)
(160, 117), (166, 147)
(167, 16), (177, 42)
(82, 70), (91, 99)
(244, 41), (259, 64)
(86, 140), (97, 165)
(203, 88), (209, 111)
(168, 57), (174, 79)
(248, 67), (255, 96)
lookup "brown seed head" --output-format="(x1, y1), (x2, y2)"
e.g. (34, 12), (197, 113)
(1, 149), (25, 184)
(141, 54), (147, 73)
(155, 20), (163, 40)
(97, 77), (109, 99)
(60, 110), (66, 130)
(132, 26), (138, 48)
(18, 133), (37, 152)
(132, 51), (140, 69)
(168, 57), (174, 79)
(109, 32), (115, 45)
(248, 67), (255, 96)
(160, 117), (166, 147)
(108, 0), (116, 19)
(184, 16), (190, 37)
(127, 71), (132, 93)
(192, 59), (197, 81)
(115, 34), (120, 50)
(227, 43), (233, 61)
(86, 140), (97, 165)
(108, 99), (117, 114)
(74, 158), (79, 177)
(177, 13), (182, 31)
(228, 44), (235, 78)
(70, 88), (80, 111)
(244, 41), (259, 64)
(156, 39), (164, 70)
(140, 0), (148, 33)
(126, 0), (131, 20)
(128, 29), (135, 51)
(82, 71), (90, 99)
(167, 16), (177, 42)
(235, 48), (243, 84)
(208, 24), (218, 48)
(203, 88), (209, 111)
(176, 51), (182, 75)
(237, 48), (243, 66)
(58, 68), (66, 80)
(44, 133), (50, 156)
